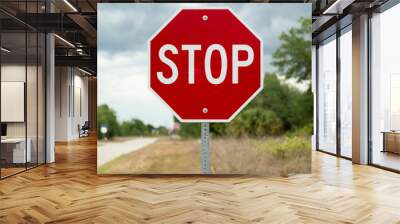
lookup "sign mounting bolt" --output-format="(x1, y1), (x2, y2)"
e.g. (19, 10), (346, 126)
(202, 15), (208, 21)
(202, 108), (208, 113)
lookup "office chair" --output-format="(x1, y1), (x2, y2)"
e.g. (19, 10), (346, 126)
(79, 121), (90, 138)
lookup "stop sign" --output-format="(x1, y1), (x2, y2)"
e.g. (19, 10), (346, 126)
(149, 9), (263, 122)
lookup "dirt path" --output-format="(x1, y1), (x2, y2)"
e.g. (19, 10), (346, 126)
(97, 137), (157, 166)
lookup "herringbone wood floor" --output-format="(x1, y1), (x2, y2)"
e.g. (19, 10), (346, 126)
(1, 136), (400, 224)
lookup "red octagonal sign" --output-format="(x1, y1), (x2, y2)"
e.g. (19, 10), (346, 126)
(150, 9), (263, 122)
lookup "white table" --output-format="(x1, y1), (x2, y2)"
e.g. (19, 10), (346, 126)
(1, 138), (31, 163)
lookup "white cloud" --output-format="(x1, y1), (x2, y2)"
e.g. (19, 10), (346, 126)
(98, 51), (174, 127)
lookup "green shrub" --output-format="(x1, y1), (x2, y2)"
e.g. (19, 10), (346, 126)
(300, 123), (314, 135)
(178, 123), (201, 138)
(286, 122), (314, 138)
(155, 126), (169, 136)
(255, 136), (311, 176)
(228, 108), (283, 137)
(259, 136), (311, 160)
(210, 123), (228, 136)
(120, 119), (149, 136)
(250, 74), (313, 132)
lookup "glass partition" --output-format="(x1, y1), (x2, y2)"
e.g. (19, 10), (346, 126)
(339, 27), (352, 158)
(317, 35), (337, 154)
(371, 4), (400, 171)
(1, 31), (27, 177)
(0, 2), (46, 179)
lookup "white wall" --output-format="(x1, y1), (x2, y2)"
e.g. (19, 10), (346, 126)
(1, 65), (40, 138)
(1, 63), (46, 164)
(55, 66), (69, 141)
(55, 67), (89, 141)
(1, 66), (26, 135)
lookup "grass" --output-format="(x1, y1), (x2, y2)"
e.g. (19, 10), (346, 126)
(209, 136), (311, 176)
(98, 136), (311, 176)
(99, 138), (201, 174)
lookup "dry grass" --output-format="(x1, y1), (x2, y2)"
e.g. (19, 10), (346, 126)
(210, 138), (278, 175)
(99, 136), (311, 176)
(210, 137), (311, 176)
(99, 138), (201, 174)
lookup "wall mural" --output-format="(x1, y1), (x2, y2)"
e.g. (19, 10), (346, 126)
(97, 3), (312, 175)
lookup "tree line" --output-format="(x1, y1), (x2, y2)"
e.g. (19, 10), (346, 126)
(178, 73), (313, 138)
(97, 105), (169, 140)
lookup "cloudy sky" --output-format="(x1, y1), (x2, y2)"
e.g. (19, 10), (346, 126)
(98, 3), (310, 128)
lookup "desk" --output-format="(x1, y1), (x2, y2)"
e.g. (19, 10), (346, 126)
(1, 138), (31, 164)
(381, 131), (400, 154)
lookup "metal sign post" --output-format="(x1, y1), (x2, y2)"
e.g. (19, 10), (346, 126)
(201, 123), (210, 174)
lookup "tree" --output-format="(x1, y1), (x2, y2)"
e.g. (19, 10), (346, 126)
(146, 124), (155, 135)
(155, 126), (169, 136)
(97, 104), (119, 140)
(175, 122), (228, 138)
(270, 17), (313, 131)
(178, 123), (201, 138)
(176, 74), (312, 137)
(272, 17), (311, 83)
(228, 108), (283, 137)
(210, 123), (228, 136)
(251, 73), (312, 131)
(120, 119), (149, 136)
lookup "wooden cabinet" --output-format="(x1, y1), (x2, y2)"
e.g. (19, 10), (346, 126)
(382, 132), (400, 154)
